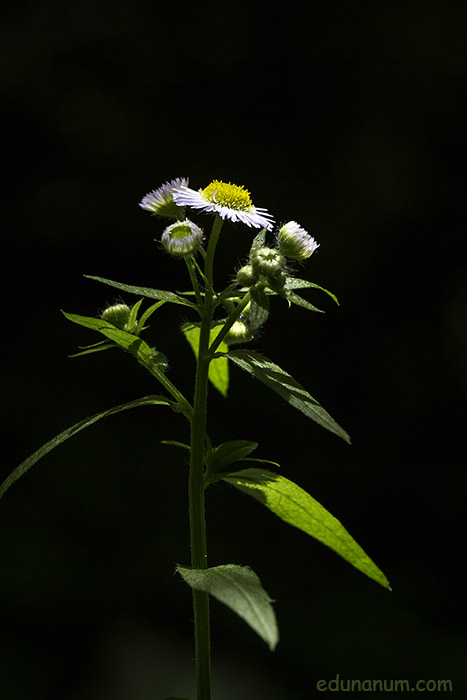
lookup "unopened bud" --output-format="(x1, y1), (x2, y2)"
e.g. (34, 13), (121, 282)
(224, 320), (253, 345)
(277, 221), (319, 260)
(161, 219), (203, 256)
(251, 247), (286, 277)
(236, 264), (258, 287)
(101, 303), (131, 330)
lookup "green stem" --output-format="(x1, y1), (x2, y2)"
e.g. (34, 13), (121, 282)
(185, 254), (203, 308)
(189, 215), (223, 700)
(208, 290), (252, 356)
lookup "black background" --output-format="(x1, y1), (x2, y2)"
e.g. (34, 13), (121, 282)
(2, 2), (466, 699)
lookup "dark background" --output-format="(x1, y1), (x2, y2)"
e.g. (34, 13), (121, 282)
(2, 2), (466, 698)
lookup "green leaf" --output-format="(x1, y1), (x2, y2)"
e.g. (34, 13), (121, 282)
(0, 395), (171, 500)
(62, 311), (154, 364)
(249, 226), (268, 255)
(225, 349), (351, 444)
(161, 440), (191, 451)
(282, 289), (325, 313)
(223, 468), (390, 590)
(182, 323), (229, 397)
(135, 300), (166, 334)
(249, 285), (270, 330)
(284, 278), (340, 305)
(207, 440), (259, 473)
(177, 564), (279, 650)
(84, 275), (195, 308)
(68, 341), (116, 358)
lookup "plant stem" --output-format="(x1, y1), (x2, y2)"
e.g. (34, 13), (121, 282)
(189, 215), (223, 700)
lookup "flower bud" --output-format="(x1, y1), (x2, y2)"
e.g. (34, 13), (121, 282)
(236, 264), (258, 287)
(277, 221), (319, 260)
(224, 320), (253, 345)
(161, 219), (203, 256)
(250, 247), (287, 291)
(250, 247), (286, 277)
(101, 303), (131, 330)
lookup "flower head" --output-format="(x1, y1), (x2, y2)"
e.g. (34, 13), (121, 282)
(277, 221), (319, 260)
(139, 177), (189, 219)
(173, 179), (274, 229)
(161, 219), (203, 256)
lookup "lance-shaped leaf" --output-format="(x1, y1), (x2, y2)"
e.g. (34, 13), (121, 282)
(223, 468), (390, 590)
(62, 311), (154, 364)
(0, 395), (171, 500)
(182, 323), (229, 397)
(205, 440), (279, 483)
(225, 349), (351, 444)
(177, 564), (279, 650)
(85, 275), (195, 308)
(207, 440), (259, 473)
(284, 278), (339, 305)
(282, 289), (325, 313)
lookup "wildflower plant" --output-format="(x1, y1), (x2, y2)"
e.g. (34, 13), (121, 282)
(1, 178), (390, 700)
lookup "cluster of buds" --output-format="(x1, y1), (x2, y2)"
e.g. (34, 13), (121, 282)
(237, 222), (319, 294)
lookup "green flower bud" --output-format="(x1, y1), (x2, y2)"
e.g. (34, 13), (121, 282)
(251, 247), (287, 292)
(101, 303), (131, 330)
(277, 221), (319, 260)
(236, 264), (258, 287)
(251, 247), (286, 278)
(224, 320), (253, 345)
(161, 219), (203, 256)
(264, 269), (287, 292)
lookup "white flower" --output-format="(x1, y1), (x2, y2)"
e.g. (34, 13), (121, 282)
(172, 179), (274, 229)
(277, 221), (319, 260)
(161, 219), (203, 256)
(139, 177), (189, 218)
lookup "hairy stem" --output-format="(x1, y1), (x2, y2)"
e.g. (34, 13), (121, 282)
(189, 215), (223, 700)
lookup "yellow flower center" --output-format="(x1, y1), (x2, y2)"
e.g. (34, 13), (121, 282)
(202, 180), (253, 211)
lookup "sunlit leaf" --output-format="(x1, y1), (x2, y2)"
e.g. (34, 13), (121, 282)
(0, 396), (172, 500)
(225, 349), (351, 443)
(249, 286), (270, 330)
(85, 275), (195, 307)
(284, 278), (339, 305)
(182, 323), (229, 397)
(282, 289), (325, 313)
(224, 468), (390, 589)
(62, 311), (154, 364)
(177, 564), (279, 650)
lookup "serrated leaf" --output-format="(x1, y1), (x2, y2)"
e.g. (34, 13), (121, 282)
(0, 396), (171, 500)
(225, 349), (351, 444)
(177, 564), (279, 650)
(223, 468), (390, 590)
(207, 440), (258, 474)
(85, 275), (195, 308)
(182, 323), (229, 397)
